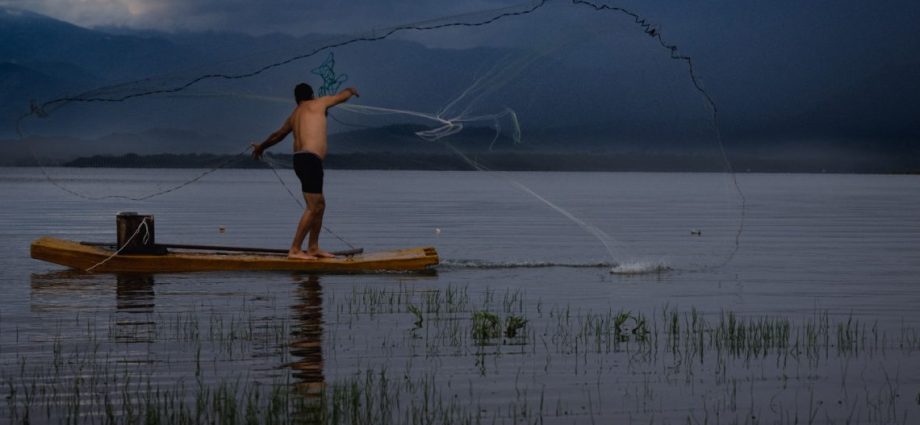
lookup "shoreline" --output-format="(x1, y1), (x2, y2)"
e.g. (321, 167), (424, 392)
(3, 152), (918, 175)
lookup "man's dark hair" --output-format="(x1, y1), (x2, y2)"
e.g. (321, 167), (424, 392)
(294, 83), (314, 103)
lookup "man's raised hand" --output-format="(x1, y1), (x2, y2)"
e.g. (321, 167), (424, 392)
(250, 143), (264, 160)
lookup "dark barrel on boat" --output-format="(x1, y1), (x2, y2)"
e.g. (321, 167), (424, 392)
(116, 212), (164, 255)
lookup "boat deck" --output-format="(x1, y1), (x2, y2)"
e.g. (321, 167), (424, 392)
(30, 237), (439, 273)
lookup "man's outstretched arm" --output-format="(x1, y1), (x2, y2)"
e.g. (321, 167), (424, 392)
(321, 87), (360, 109)
(251, 115), (293, 159)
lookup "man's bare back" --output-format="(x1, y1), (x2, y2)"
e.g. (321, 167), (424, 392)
(251, 85), (359, 260)
(288, 96), (333, 159)
(253, 87), (359, 159)
(290, 100), (330, 158)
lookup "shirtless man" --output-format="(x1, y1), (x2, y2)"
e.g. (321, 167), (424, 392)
(251, 83), (359, 260)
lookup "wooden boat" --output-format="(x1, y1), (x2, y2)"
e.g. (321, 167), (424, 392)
(30, 237), (439, 273)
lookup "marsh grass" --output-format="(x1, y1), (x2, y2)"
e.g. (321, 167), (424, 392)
(3, 284), (919, 423)
(471, 311), (501, 344)
(504, 316), (527, 338)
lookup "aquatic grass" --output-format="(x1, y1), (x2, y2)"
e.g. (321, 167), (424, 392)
(471, 311), (501, 343)
(4, 285), (920, 424)
(2, 330), (306, 425)
(504, 315), (527, 338)
(407, 304), (423, 329)
(501, 288), (524, 314)
(338, 284), (473, 320)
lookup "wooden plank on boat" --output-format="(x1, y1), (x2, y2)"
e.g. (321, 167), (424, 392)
(31, 237), (438, 273)
(79, 241), (364, 256)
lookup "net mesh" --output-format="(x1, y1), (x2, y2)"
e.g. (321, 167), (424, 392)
(16, 0), (745, 270)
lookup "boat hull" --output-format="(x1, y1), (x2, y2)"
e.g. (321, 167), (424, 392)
(30, 237), (439, 273)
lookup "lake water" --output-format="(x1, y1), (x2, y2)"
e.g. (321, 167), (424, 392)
(1, 167), (918, 423)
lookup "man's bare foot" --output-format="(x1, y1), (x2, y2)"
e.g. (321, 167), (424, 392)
(308, 249), (336, 259)
(288, 249), (317, 260)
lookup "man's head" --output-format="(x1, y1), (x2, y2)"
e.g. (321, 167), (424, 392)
(294, 83), (314, 103)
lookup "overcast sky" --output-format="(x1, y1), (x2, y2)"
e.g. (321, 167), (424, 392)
(1, 0), (520, 34)
(3, 0), (919, 145)
(5, 0), (918, 54)
(5, 0), (919, 59)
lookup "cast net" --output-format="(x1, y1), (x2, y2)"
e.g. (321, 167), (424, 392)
(15, 0), (745, 271)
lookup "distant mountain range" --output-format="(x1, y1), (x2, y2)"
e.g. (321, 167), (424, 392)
(2, 6), (918, 172)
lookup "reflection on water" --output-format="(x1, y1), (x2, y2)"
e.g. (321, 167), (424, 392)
(113, 274), (156, 343)
(115, 274), (155, 312)
(6, 169), (920, 423)
(29, 270), (111, 312)
(289, 274), (325, 398)
(30, 272), (158, 343)
(30, 271), (155, 312)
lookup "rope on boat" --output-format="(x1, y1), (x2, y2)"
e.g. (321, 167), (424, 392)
(85, 218), (151, 272)
(31, 141), (360, 255)
(260, 154), (359, 250)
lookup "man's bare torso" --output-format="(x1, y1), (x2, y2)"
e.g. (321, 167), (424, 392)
(290, 99), (329, 159)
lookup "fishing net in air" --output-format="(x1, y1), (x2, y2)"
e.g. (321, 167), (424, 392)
(16, 0), (745, 270)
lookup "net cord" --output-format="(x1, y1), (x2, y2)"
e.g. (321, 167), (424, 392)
(84, 218), (150, 272)
(15, 0), (745, 267)
(260, 154), (358, 250)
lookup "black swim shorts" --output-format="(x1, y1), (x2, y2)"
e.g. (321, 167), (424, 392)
(293, 152), (324, 194)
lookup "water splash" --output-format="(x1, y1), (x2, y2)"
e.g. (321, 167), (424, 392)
(609, 260), (671, 275)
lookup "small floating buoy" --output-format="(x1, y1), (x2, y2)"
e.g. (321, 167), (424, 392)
(219, 226), (226, 234)
(434, 228), (441, 235)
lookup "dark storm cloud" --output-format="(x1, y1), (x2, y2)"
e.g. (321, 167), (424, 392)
(2, 0), (918, 147)
(0, 0), (519, 34)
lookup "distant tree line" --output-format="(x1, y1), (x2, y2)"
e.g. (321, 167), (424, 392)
(59, 152), (919, 174)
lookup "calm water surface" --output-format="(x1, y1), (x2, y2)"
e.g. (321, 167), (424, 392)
(1, 167), (918, 423)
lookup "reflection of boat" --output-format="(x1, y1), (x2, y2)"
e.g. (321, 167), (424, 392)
(29, 271), (114, 313)
(31, 271), (154, 311)
(31, 237), (439, 273)
(29, 271), (158, 342)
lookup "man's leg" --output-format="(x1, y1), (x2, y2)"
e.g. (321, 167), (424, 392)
(305, 193), (335, 258)
(289, 193), (320, 260)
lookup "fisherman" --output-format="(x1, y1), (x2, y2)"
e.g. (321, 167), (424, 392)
(251, 83), (359, 260)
